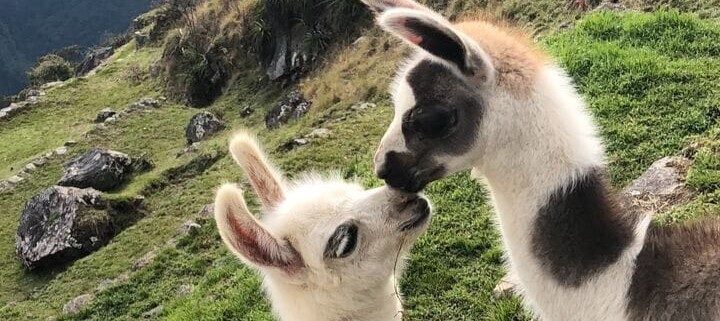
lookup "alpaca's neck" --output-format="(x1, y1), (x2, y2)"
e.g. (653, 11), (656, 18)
(265, 276), (402, 321)
(475, 67), (649, 320)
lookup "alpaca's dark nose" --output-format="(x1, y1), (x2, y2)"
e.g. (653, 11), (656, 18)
(376, 152), (423, 193)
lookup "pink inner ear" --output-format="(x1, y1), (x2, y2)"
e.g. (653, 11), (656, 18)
(392, 17), (423, 45)
(406, 33), (423, 45)
(226, 209), (303, 274)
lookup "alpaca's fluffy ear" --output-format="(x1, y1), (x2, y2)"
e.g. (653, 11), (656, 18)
(378, 8), (493, 77)
(229, 131), (286, 210)
(214, 184), (303, 273)
(361, 0), (427, 14)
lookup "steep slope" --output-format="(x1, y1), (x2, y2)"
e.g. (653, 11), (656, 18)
(0, 1), (718, 320)
(0, 0), (151, 95)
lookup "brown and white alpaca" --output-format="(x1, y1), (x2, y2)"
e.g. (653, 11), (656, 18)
(214, 131), (432, 321)
(362, 1), (720, 320)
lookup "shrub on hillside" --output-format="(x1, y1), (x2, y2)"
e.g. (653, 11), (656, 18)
(27, 54), (74, 86)
(161, 0), (370, 107)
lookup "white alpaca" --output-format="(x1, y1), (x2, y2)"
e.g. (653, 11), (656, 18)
(214, 131), (432, 321)
(363, 1), (720, 320)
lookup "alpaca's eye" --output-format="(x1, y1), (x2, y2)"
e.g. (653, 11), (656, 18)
(324, 223), (358, 259)
(410, 108), (458, 139)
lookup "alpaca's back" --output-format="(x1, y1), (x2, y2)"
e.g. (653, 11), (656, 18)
(628, 221), (720, 321)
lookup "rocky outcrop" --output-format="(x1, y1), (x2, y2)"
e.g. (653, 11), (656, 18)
(128, 98), (161, 111)
(0, 90), (46, 122)
(76, 47), (114, 76)
(95, 108), (117, 123)
(185, 112), (225, 144)
(265, 90), (311, 129)
(58, 149), (152, 191)
(622, 156), (694, 216)
(16, 187), (111, 269)
(133, 31), (150, 49)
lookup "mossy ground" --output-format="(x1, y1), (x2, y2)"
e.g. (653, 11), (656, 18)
(0, 4), (719, 321)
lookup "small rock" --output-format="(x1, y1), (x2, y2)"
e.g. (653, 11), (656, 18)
(132, 250), (157, 271)
(128, 98), (161, 111)
(55, 146), (68, 155)
(185, 112), (225, 144)
(682, 142), (700, 158)
(351, 102), (376, 112)
(131, 155), (155, 173)
(63, 294), (94, 314)
(95, 108), (116, 123)
(493, 273), (519, 297)
(177, 284), (193, 296)
(64, 140), (78, 147)
(240, 105), (255, 118)
(98, 279), (116, 290)
(622, 156), (694, 216)
(8, 175), (24, 184)
(142, 305), (164, 318)
(176, 142), (200, 158)
(32, 157), (48, 167)
(197, 204), (214, 220)
(278, 138), (309, 152)
(58, 148), (133, 191)
(265, 90), (312, 129)
(176, 220), (201, 236)
(306, 128), (331, 139)
(24, 163), (37, 172)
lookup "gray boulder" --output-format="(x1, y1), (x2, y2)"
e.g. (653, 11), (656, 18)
(16, 186), (111, 269)
(185, 112), (225, 144)
(58, 149), (133, 191)
(76, 47), (114, 76)
(265, 90), (311, 129)
(622, 156), (694, 216)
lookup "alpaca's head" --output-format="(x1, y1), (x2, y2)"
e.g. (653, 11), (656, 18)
(363, 0), (549, 192)
(214, 131), (432, 296)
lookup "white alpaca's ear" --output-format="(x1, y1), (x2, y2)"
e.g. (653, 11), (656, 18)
(361, 0), (427, 14)
(379, 8), (494, 77)
(229, 131), (286, 210)
(214, 184), (303, 273)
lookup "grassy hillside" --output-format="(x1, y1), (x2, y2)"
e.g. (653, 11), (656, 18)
(0, 1), (719, 320)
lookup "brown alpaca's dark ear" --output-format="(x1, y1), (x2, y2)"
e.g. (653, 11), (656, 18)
(214, 184), (303, 274)
(378, 8), (493, 77)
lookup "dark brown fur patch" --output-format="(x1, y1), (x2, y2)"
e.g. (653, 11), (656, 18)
(531, 168), (637, 287)
(627, 221), (720, 321)
(378, 60), (483, 192)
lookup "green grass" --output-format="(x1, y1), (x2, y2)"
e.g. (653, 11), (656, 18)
(1, 7), (720, 321)
(545, 10), (720, 185)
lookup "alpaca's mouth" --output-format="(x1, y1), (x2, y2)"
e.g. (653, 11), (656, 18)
(399, 198), (431, 231)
